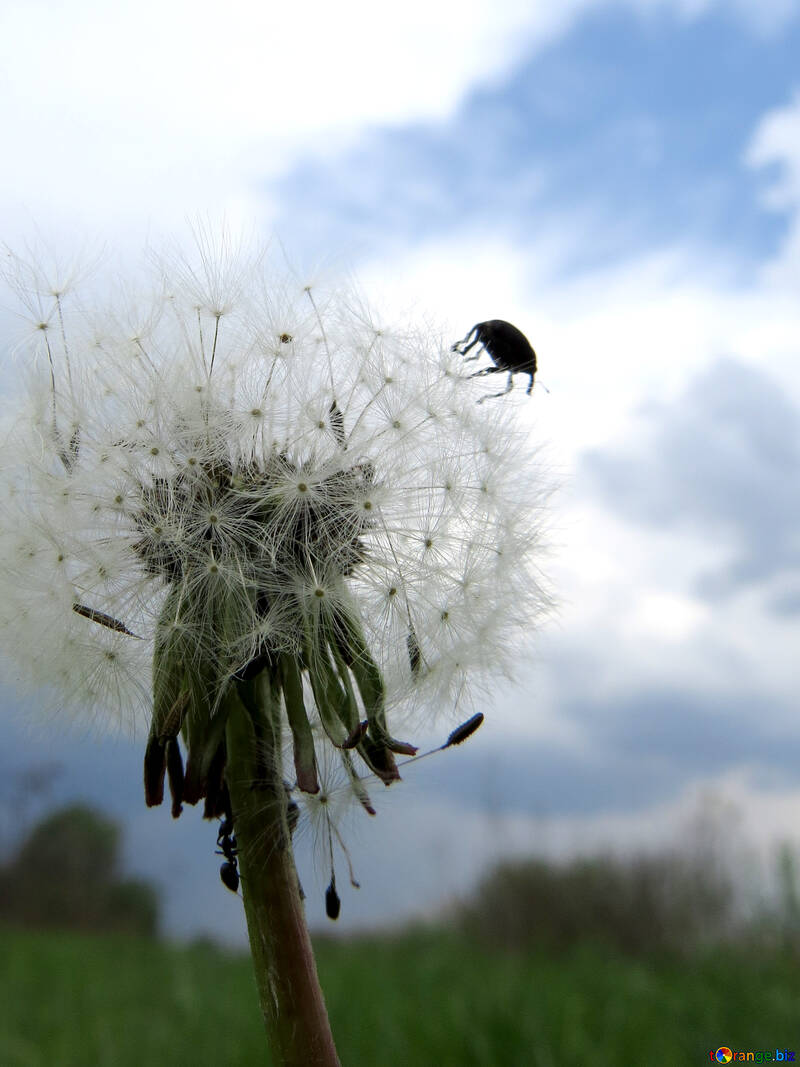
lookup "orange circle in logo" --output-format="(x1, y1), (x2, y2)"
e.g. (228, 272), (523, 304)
(715, 1051), (733, 1064)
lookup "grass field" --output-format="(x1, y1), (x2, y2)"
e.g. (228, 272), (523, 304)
(0, 925), (796, 1065)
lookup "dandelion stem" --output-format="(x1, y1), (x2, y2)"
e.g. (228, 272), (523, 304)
(224, 682), (341, 1067)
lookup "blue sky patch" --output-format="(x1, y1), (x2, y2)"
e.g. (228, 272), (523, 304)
(269, 6), (798, 275)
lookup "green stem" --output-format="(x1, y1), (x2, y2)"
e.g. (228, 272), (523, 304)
(224, 682), (340, 1067)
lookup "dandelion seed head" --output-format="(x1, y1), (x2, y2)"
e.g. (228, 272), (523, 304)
(0, 234), (551, 861)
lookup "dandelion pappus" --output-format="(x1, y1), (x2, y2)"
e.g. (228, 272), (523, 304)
(306, 769), (362, 922)
(452, 319), (537, 403)
(293, 712), (485, 919)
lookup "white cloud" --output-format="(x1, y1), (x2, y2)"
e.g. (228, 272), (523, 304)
(359, 233), (800, 463)
(746, 89), (800, 285)
(0, 0), (594, 239)
(2, 0), (793, 242)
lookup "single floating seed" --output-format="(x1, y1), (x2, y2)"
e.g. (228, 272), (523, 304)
(407, 628), (422, 677)
(329, 400), (346, 446)
(443, 712), (485, 749)
(325, 879), (341, 920)
(72, 602), (141, 638)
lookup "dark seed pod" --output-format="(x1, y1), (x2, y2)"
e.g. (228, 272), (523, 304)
(143, 735), (166, 807)
(325, 879), (341, 920)
(72, 602), (141, 638)
(165, 737), (185, 818)
(220, 861), (240, 893)
(329, 399), (346, 447)
(443, 712), (485, 749)
(68, 427), (81, 464)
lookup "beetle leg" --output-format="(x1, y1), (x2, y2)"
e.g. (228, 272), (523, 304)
(468, 365), (502, 379)
(451, 325), (480, 355)
(477, 372), (515, 404)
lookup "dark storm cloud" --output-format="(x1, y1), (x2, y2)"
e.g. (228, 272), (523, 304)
(581, 357), (800, 601)
(410, 682), (800, 818)
(0, 695), (143, 830)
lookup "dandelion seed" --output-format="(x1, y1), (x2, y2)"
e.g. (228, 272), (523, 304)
(325, 878), (341, 920)
(71, 602), (142, 638)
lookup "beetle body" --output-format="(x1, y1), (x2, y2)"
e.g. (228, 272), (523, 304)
(216, 820), (240, 893)
(452, 319), (537, 402)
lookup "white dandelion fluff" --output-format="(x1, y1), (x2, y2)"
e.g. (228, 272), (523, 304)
(0, 236), (551, 883)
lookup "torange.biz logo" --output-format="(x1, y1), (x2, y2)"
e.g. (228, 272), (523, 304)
(709, 1051), (795, 1063)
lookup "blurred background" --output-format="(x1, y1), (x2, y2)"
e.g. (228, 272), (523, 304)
(1, 1), (800, 1060)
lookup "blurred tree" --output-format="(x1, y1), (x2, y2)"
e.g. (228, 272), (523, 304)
(458, 850), (733, 957)
(0, 804), (159, 936)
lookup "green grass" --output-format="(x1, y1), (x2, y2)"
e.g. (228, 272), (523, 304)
(0, 925), (796, 1065)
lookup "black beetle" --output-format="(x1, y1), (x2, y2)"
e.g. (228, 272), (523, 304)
(452, 319), (537, 402)
(216, 817), (240, 893)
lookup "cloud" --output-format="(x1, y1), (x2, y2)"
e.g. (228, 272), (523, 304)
(1, 0), (795, 245)
(746, 88), (800, 284)
(0, 0), (594, 238)
(580, 358), (800, 599)
(266, 3), (799, 272)
(408, 668), (800, 818)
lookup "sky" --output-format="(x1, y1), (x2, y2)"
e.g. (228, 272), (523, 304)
(2, 0), (800, 940)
